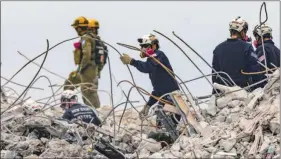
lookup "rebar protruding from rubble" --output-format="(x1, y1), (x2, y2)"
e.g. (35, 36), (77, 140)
(1, 76), (44, 90)
(118, 80), (173, 105)
(180, 71), (237, 86)
(259, 2), (269, 75)
(2, 37), (79, 88)
(21, 75), (56, 105)
(107, 56), (116, 145)
(117, 80), (199, 134)
(153, 30), (219, 95)
(1, 86), (20, 97)
(17, 50), (98, 109)
(99, 101), (140, 127)
(117, 85), (135, 133)
(172, 31), (232, 87)
(1, 39), (50, 115)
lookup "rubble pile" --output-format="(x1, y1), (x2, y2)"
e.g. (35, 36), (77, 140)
(1, 69), (280, 158)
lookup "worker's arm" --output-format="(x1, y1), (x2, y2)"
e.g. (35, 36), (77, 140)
(80, 35), (96, 73)
(130, 57), (157, 73)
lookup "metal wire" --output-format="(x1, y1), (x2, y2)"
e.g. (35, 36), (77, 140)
(1, 76), (44, 90)
(259, 2), (269, 75)
(2, 37), (79, 87)
(180, 71), (237, 86)
(107, 56), (116, 145)
(21, 75), (56, 105)
(17, 49), (102, 111)
(1, 39), (50, 115)
(2, 86), (20, 97)
(172, 31), (230, 87)
(153, 30), (219, 95)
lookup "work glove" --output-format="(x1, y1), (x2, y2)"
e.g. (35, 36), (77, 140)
(71, 70), (78, 78)
(139, 105), (150, 119)
(120, 54), (132, 65)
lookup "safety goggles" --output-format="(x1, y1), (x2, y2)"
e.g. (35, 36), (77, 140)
(140, 44), (151, 48)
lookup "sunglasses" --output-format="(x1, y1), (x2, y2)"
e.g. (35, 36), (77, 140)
(140, 44), (151, 48)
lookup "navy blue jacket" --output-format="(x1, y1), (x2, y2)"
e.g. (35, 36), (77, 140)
(62, 103), (101, 126)
(212, 38), (264, 92)
(130, 50), (179, 106)
(255, 40), (280, 71)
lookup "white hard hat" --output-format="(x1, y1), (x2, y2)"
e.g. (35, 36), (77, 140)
(253, 24), (272, 37)
(229, 16), (248, 32)
(61, 90), (77, 103)
(137, 33), (158, 46)
(23, 99), (42, 112)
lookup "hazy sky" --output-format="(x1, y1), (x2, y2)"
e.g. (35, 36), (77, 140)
(1, 1), (280, 108)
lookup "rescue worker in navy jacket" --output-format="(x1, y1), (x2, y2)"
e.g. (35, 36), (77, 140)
(119, 33), (180, 118)
(252, 24), (280, 71)
(60, 90), (101, 126)
(211, 16), (264, 93)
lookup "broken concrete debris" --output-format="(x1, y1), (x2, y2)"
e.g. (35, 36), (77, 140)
(0, 70), (280, 158)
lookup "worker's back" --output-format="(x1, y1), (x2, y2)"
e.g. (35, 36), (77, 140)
(62, 103), (101, 126)
(212, 38), (259, 88)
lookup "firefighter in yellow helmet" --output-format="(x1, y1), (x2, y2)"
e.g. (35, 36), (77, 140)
(63, 16), (101, 108)
(87, 18), (108, 100)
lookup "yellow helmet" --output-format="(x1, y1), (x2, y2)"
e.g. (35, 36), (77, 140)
(71, 16), (89, 28)
(88, 18), (99, 29)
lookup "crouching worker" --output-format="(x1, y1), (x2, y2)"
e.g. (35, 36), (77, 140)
(119, 33), (181, 126)
(60, 90), (101, 126)
(60, 90), (125, 159)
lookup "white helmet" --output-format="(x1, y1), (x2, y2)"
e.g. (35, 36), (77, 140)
(137, 33), (159, 46)
(253, 24), (272, 37)
(23, 99), (42, 113)
(229, 16), (249, 32)
(60, 90), (77, 103)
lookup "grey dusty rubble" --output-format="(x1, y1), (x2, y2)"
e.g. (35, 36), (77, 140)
(1, 69), (280, 158)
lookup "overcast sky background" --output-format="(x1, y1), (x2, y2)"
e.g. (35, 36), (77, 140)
(1, 1), (280, 109)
